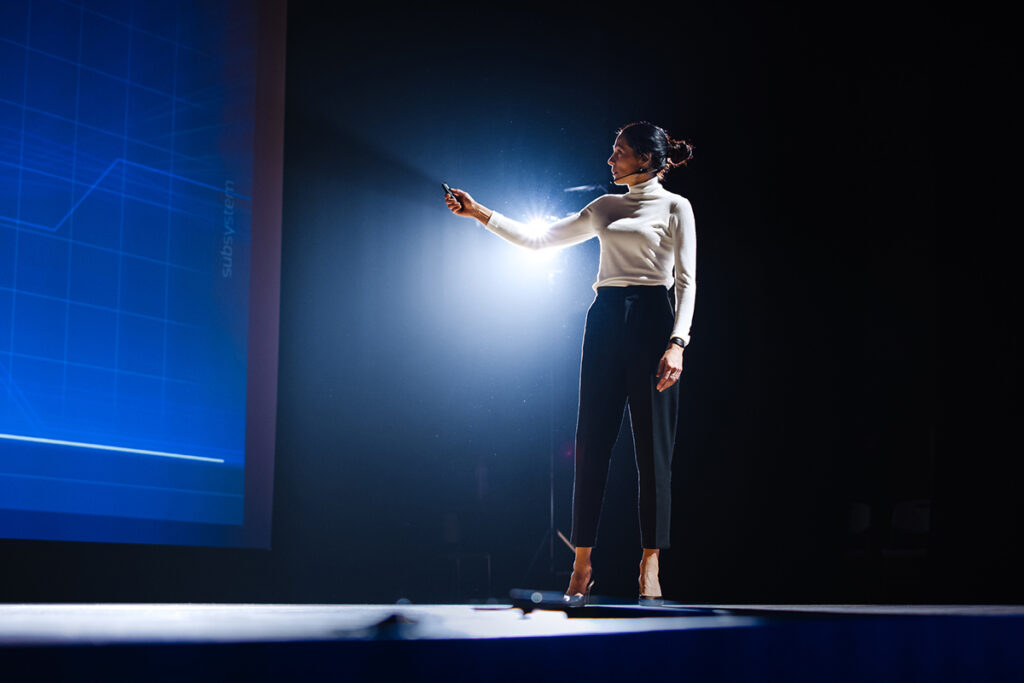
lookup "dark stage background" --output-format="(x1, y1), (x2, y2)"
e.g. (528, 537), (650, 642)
(3, 1), (1019, 604)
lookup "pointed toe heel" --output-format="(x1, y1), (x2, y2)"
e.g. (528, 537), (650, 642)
(563, 578), (595, 608)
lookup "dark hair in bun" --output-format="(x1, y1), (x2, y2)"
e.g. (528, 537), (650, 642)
(616, 121), (694, 179)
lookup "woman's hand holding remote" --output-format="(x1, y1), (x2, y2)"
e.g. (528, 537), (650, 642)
(444, 187), (492, 225)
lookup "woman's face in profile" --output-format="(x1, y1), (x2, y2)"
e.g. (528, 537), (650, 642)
(607, 135), (650, 185)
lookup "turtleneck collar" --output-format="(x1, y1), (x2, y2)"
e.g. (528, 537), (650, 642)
(626, 176), (663, 195)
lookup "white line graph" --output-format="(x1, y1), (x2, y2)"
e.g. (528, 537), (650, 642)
(0, 431), (225, 463)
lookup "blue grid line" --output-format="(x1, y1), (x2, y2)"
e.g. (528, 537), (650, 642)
(0, 36), (208, 108)
(3, 348), (201, 387)
(59, 0), (86, 430)
(0, 159), (242, 235)
(0, 471), (241, 498)
(8, 0), (33, 381)
(0, 96), (226, 171)
(160, 12), (180, 431)
(0, 111), (253, 209)
(156, 122), (230, 138)
(123, 158), (252, 199)
(54, 0), (211, 56)
(9, 157), (252, 234)
(0, 223), (202, 273)
(0, 286), (204, 331)
(0, 358), (43, 432)
(110, 1), (133, 412)
(0, 127), (241, 216)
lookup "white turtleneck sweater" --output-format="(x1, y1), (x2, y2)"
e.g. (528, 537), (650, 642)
(483, 177), (697, 346)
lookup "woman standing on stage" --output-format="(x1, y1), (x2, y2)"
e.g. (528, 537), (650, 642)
(444, 121), (696, 605)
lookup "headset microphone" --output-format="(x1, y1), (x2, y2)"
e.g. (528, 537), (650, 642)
(612, 165), (663, 182)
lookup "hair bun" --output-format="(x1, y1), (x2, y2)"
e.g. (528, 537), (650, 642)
(666, 137), (694, 167)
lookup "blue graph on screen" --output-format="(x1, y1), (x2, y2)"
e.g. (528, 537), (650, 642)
(0, 0), (255, 531)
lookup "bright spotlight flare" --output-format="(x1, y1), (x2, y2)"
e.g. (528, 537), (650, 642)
(523, 216), (559, 237)
(563, 183), (605, 193)
(520, 217), (560, 268)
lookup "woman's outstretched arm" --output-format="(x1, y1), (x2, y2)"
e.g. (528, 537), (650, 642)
(446, 187), (601, 250)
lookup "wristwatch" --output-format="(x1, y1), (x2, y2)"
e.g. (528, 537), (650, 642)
(668, 337), (686, 349)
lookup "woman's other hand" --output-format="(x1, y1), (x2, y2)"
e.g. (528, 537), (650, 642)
(655, 345), (684, 392)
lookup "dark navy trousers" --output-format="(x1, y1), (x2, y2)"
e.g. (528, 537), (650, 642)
(570, 285), (679, 549)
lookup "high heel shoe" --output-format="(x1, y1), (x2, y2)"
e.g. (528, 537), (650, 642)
(562, 579), (595, 608)
(563, 568), (595, 608)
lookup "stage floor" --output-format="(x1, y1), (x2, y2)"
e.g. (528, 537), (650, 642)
(3, 602), (1023, 647)
(0, 602), (761, 645)
(2, 602), (1023, 682)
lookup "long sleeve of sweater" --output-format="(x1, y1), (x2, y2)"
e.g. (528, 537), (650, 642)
(669, 197), (697, 346)
(483, 198), (602, 250)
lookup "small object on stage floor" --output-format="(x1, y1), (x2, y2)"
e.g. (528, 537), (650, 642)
(508, 588), (717, 617)
(509, 588), (572, 613)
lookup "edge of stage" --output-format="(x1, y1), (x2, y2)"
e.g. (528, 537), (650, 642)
(2, 602), (1023, 682)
